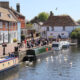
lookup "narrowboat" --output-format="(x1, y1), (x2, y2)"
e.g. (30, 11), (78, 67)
(0, 55), (19, 72)
(23, 46), (51, 62)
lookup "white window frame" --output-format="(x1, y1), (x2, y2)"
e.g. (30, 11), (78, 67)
(9, 22), (12, 29)
(5, 22), (8, 29)
(8, 14), (12, 18)
(0, 12), (2, 17)
(0, 22), (2, 28)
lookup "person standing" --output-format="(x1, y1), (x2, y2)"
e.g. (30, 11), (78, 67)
(24, 39), (27, 48)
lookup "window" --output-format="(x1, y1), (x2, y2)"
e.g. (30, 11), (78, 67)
(0, 12), (2, 17)
(63, 26), (65, 31)
(14, 32), (16, 38)
(0, 22), (2, 28)
(3, 64), (4, 67)
(5, 22), (8, 28)
(13, 60), (14, 63)
(0, 33), (1, 41)
(52, 27), (54, 31)
(8, 14), (12, 18)
(52, 44), (59, 47)
(15, 60), (16, 63)
(47, 27), (49, 31)
(9, 22), (12, 29)
(0, 32), (2, 41)
(8, 62), (10, 65)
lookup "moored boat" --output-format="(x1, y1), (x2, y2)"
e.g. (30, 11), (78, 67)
(0, 55), (19, 72)
(23, 46), (51, 62)
(52, 41), (70, 50)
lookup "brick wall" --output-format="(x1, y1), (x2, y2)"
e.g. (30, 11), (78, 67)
(18, 17), (25, 29)
(0, 2), (9, 9)
(0, 43), (17, 56)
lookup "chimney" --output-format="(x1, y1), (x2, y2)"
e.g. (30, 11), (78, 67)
(50, 11), (54, 16)
(16, 3), (20, 13)
(0, 1), (9, 9)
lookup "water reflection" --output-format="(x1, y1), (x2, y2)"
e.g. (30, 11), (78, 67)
(0, 67), (19, 80)
(1, 47), (80, 80)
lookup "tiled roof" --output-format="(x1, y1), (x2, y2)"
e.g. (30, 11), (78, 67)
(0, 7), (18, 22)
(43, 15), (79, 26)
(10, 8), (25, 18)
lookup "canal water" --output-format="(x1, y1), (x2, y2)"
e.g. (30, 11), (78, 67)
(0, 46), (80, 80)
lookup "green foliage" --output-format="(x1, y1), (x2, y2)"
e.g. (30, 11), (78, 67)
(70, 28), (80, 39)
(70, 32), (77, 39)
(21, 35), (25, 41)
(77, 32), (80, 39)
(26, 23), (33, 29)
(13, 38), (17, 42)
(38, 12), (49, 22)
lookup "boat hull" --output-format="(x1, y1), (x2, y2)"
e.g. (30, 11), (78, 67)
(0, 57), (19, 72)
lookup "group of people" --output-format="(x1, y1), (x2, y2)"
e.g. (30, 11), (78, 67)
(19, 38), (52, 48)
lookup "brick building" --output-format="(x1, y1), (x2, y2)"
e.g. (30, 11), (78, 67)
(0, 7), (18, 44)
(0, 1), (26, 44)
(10, 3), (26, 35)
(0, 2), (21, 44)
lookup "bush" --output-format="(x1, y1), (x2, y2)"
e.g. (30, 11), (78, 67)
(70, 31), (77, 39)
(13, 38), (17, 42)
(70, 28), (80, 39)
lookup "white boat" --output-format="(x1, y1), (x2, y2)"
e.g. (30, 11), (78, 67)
(0, 55), (19, 72)
(62, 41), (70, 48)
(52, 41), (70, 50)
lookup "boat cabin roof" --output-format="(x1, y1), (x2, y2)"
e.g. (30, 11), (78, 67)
(0, 57), (16, 63)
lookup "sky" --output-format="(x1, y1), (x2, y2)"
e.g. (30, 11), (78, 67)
(1, 0), (80, 21)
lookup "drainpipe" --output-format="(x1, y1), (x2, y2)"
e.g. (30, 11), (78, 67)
(8, 22), (9, 43)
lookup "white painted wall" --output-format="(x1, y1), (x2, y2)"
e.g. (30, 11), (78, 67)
(47, 31), (69, 39)
(41, 26), (47, 31)
(65, 26), (74, 33)
(54, 26), (63, 31)
(33, 23), (41, 32)
(41, 26), (79, 39)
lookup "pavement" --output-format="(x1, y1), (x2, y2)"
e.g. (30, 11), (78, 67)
(0, 42), (52, 57)
(0, 43), (26, 56)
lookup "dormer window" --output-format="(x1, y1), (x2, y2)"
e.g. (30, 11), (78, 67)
(0, 12), (2, 17)
(8, 14), (12, 18)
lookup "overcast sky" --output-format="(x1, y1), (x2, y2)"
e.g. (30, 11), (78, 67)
(1, 0), (80, 21)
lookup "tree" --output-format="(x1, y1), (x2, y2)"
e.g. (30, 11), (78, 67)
(38, 12), (49, 22)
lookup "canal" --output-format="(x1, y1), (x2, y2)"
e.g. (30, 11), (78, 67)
(0, 46), (80, 80)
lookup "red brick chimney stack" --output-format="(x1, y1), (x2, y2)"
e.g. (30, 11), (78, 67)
(0, 1), (9, 9)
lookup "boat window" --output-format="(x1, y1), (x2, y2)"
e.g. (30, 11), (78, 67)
(13, 60), (14, 63)
(52, 44), (59, 47)
(8, 62), (10, 65)
(15, 60), (16, 63)
(3, 64), (4, 67)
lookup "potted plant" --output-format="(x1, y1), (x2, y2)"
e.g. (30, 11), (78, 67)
(13, 38), (17, 43)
